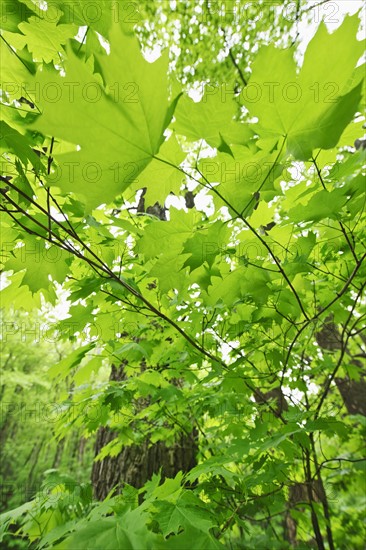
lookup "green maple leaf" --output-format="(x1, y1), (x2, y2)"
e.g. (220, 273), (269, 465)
(131, 134), (186, 205)
(288, 187), (349, 223)
(27, 24), (177, 209)
(154, 492), (216, 537)
(0, 36), (36, 100)
(183, 220), (230, 270)
(149, 252), (190, 294)
(5, 236), (70, 294)
(52, 0), (119, 37)
(54, 513), (160, 550)
(0, 0), (34, 32)
(160, 527), (224, 549)
(188, 263), (222, 292)
(205, 266), (246, 307)
(56, 303), (95, 337)
(173, 85), (253, 148)
(0, 271), (42, 309)
(4, 17), (78, 63)
(136, 208), (196, 259)
(48, 342), (95, 379)
(0, 121), (42, 172)
(200, 147), (282, 215)
(248, 14), (364, 160)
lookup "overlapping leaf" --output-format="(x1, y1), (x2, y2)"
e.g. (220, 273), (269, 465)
(24, 24), (177, 209)
(247, 14), (365, 159)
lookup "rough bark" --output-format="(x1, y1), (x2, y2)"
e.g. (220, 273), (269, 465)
(334, 376), (366, 416)
(91, 363), (197, 500)
(92, 197), (198, 500)
(284, 481), (325, 546)
(316, 316), (366, 416)
(254, 386), (288, 418)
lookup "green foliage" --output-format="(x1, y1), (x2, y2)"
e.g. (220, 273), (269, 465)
(0, 1), (365, 549)
(0, 309), (94, 550)
(248, 14), (364, 159)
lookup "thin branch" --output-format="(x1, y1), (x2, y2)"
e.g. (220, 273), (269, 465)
(312, 156), (358, 263)
(283, 253), (366, 371)
(314, 283), (366, 418)
(1, 178), (229, 372)
(313, 457), (366, 479)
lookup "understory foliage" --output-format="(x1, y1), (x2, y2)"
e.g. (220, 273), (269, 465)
(0, 308), (94, 526)
(0, 1), (365, 548)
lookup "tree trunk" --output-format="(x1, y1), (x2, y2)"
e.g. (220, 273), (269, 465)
(91, 363), (197, 500)
(316, 316), (366, 416)
(334, 376), (366, 416)
(52, 438), (65, 468)
(284, 480), (325, 546)
(92, 197), (198, 500)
